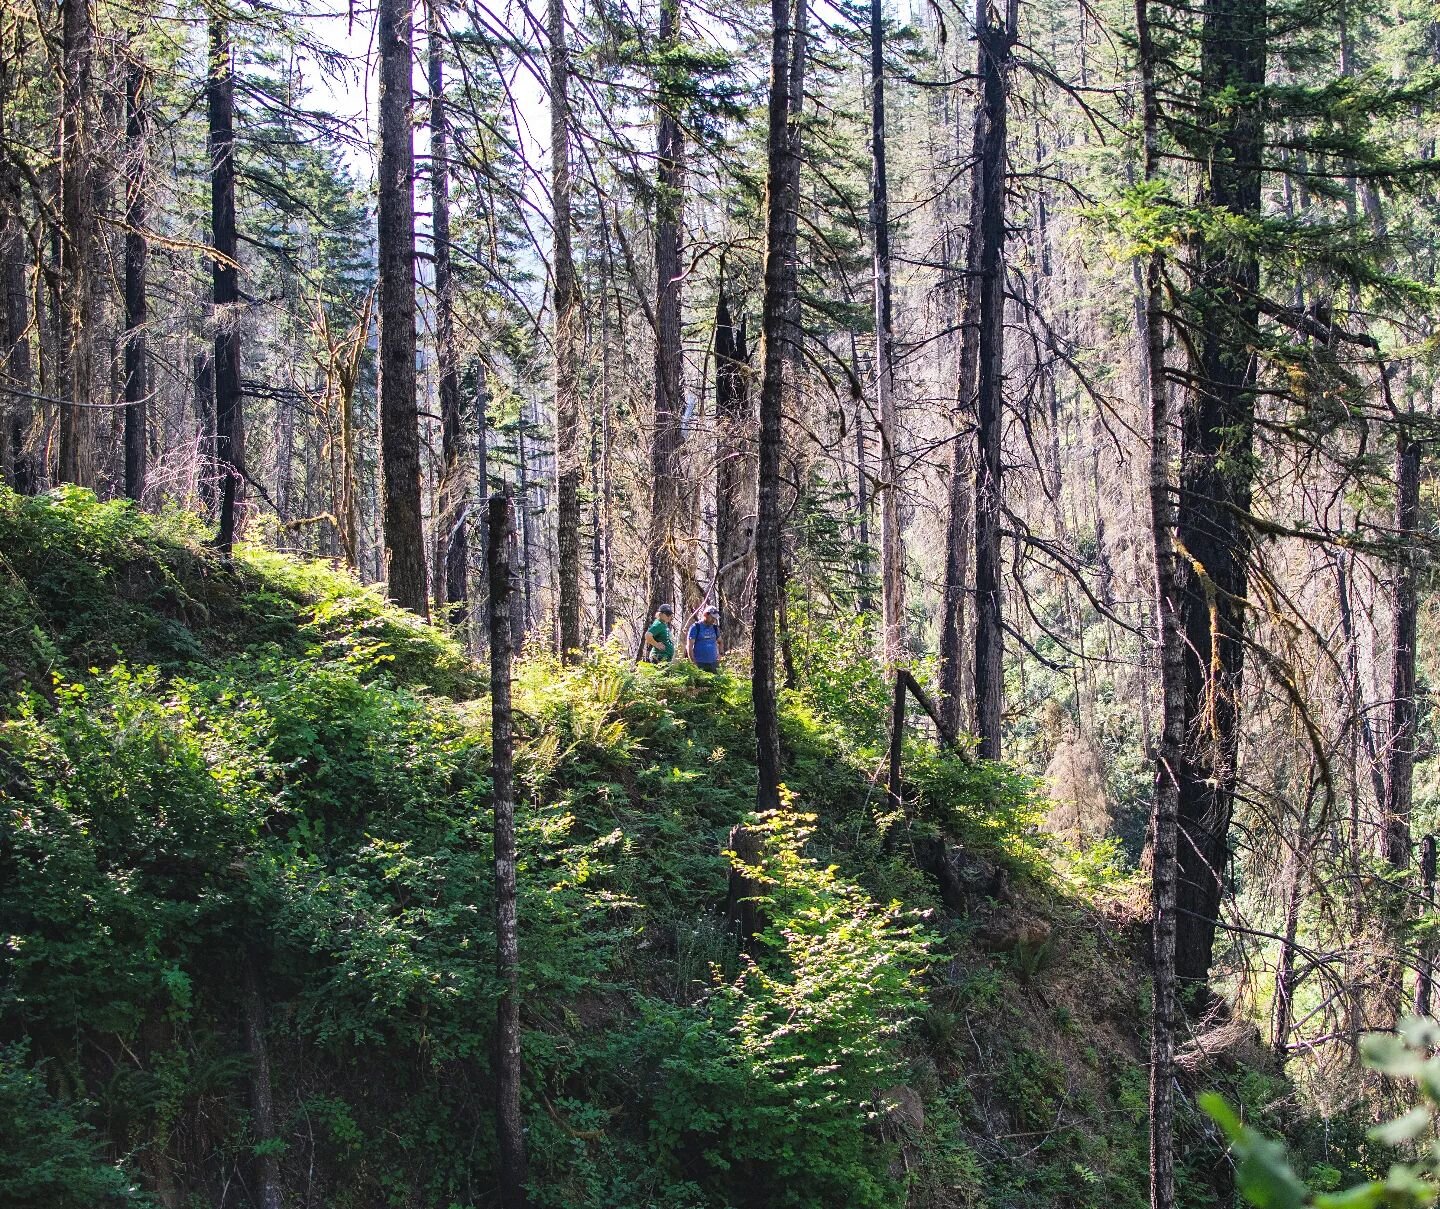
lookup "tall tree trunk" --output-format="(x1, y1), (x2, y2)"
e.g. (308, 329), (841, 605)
(57, 0), (93, 485)
(1173, 0), (1265, 988)
(1, 212), (34, 493)
(487, 492), (528, 1208)
(714, 286), (753, 648)
(1378, 416), (1420, 1022)
(1416, 834), (1436, 1017)
(475, 363), (491, 648)
(1271, 837), (1307, 1055)
(549, 0), (582, 657)
(754, 0), (807, 812)
(123, 56), (148, 502)
(870, 0), (905, 663)
(940, 104), (984, 736)
(208, 13), (244, 552)
(970, 0), (1015, 760)
(851, 332), (876, 617)
(648, 0), (685, 620)
(1135, 0), (1184, 1203)
(377, 0), (428, 614)
(429, 0), (467, 619)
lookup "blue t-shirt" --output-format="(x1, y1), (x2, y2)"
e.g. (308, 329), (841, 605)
(688, 621), (720, 664)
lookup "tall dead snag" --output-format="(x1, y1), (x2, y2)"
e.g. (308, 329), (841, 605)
(753, 0), (807, 812)
(377, 0), (428, 614)
(713, 285), (754, 649)
(429, 0), (467, 620)
(1135, 0), (1184, 1201)
(870, 0), (905, 664)
(208, 11), (244, 552)
(123, 55), (148, 502)
(549, 0), (581, 658)
(647, 0), (685, 621)
(488, 492), (528, 1207)
(1173, 0), (1264, 988)
(57, 0), (94, 485)
(970, 0), (1016, 760)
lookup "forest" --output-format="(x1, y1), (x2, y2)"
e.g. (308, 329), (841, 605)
(3, 0), (1440, 1201)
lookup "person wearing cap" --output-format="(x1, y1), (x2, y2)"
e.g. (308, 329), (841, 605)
(643, 604), (676, 664)
(687, 605), (723, 673)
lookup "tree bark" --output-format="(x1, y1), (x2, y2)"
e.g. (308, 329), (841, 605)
(939, 103), (984, 736)
(123, 56), (148, 502)
(475, 363), (492, 647)
(488, 492), (528, 1208)
(193, 352), (215, 515)
(1173, 0), (1265, 988)
(549, 0), (582, 657)
(714, 285), (753, 649)
(970, 0), (1015, 760)
(377, 0), (428, 614)
(57, 0), (94, 485)
(208, 13), (244, 552)
(1135, 0), (1184, 1201)
(0, 212), (34, 493)
(754, 0), (806, 812)
(648, 0), (685, 622)
(870, 0), (905, 664)
(429, 0), (467, 619)
(1416, 834), (1436, 1017)
(241, 955), (283, 1209)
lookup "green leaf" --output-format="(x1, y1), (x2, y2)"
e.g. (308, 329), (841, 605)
(1314, 1183), (1386, 1209)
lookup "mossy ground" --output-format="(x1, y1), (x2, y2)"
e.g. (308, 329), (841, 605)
(0, 488), (1335, 1207)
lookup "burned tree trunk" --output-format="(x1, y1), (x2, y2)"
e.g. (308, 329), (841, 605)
(970, 0), (1016, 760)
(870, 0), (905, 664)
(429, 0), (467, 619)
(377, 0), (428, 614)
(549, 0), (582, 658)
(488, 492), (528, 1207)
(208, 14), (244, 552)
(753, 0), (806, 812)
(713, 286), (754, 649)
(648, 0), (685, 622)
(123, 56), (148, 502)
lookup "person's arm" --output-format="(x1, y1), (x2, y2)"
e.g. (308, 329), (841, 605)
(643, 625), (658, 652)
(686, 624), (697, 662)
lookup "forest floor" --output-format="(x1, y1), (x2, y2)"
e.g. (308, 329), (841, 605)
(0, 487), (1368, 1208)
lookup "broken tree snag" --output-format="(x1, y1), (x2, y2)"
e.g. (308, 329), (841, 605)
(724, 823), (766, 947)
(899, 669), (967, 755)
(1418, 834), (1437, 1018)
(488, 492), (528, 1207)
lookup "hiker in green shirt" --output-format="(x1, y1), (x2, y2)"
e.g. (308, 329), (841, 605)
(643, 604), (676, 664)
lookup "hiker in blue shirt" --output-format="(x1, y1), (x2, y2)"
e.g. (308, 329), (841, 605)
(686, 605), (723, 672)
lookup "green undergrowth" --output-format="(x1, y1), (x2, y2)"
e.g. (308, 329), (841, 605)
(0, 488), (1340, 1207)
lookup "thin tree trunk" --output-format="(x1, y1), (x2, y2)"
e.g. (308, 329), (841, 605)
(208, 14), (244, 552)
(754, 0), (806, 812)
(241, 956), (283, 1209)
(488, 492), (528, 1208)
(1135, 0), (1183, 1202)
(475, 363), (491, 647)
(1, 213), (34, 493)
(870, 0), (905, 664)
(970, 0), (1015, 760)
(851, 330), (876, 617)
(429, 0), (467, 620)
(648, 0), (685, 621)
(549, 0), (582, 657)
(1416, 834), (1436, 1017)
(57, 0), (93, 485)
(193, 351), (215, 515)
(123, 56), (148, 502)
(1271, 838), (1306, 1055)
(377, 0), (428, 614)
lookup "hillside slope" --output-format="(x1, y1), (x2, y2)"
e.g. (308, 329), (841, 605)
(0, 488), (1313, 1208)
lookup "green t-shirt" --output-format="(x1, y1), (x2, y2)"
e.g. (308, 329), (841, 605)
(646, 618), (675, 662)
